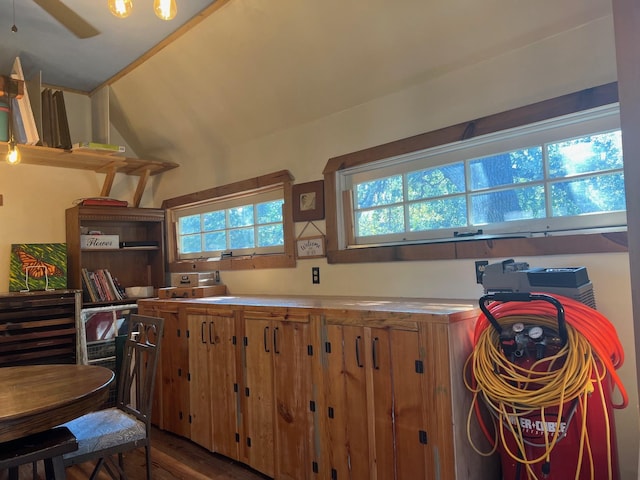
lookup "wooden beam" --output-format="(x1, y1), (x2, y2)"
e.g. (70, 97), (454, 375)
(100, 166), (117, 197)
(132, 168), (151, 207)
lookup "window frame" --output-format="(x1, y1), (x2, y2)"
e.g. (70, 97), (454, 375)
(323, 83), (628, 264)
(163, 170), (296, 272)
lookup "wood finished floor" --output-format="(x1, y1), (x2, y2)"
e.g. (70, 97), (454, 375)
(2, 427), (269, 480)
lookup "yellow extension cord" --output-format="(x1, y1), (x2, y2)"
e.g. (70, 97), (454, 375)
(464, 314), (612, 480)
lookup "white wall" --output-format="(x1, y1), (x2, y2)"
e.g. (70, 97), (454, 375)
(0, 12), (637, 479)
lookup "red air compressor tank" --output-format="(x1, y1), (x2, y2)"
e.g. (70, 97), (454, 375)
(467, 293), (626, 480)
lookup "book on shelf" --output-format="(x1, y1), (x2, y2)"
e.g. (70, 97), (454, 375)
(10, 57), (39, 146)
(81, 267), (128, 303)
(72, 142), (125, 154)
(41, 88), (53, 148)
(79, 197), (128, 207)
(53, 90), (72, 150)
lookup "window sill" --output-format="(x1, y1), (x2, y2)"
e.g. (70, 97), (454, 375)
(326, 231), (628, 264)
(169, 253), (296, 273)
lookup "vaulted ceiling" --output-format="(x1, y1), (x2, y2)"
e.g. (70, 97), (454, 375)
(1, 0), (615, 165)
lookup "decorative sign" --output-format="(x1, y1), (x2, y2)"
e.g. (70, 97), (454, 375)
(296, 235), (325, 258)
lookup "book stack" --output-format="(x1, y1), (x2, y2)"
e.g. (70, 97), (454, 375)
(41, 87), (72, 149)
(81, 268), (127, 303)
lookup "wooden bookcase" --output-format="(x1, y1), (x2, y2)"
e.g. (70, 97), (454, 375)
(65, 205), (166, 307)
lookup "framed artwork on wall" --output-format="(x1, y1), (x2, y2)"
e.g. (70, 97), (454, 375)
(9, 243), (67, 292)
(292, 180), (325, 222)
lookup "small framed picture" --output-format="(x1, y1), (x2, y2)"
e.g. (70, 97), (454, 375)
(292, 180), (325, 222)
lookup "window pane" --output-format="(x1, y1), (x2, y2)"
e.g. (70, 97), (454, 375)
(257, 200), (283, 224)
(203, 231), (226, 251)
(202, 211), (225, 232)
(408, 197), (467, 231)
(469, 148), (543, 190)
(470, 186), (545, 224)
(547, 131), (623, 178)
(181, 234), (202, 253)
(179, 215), (201, 235)
(355, 175), (403, 209)
(550, 173), (626, 216)
(407, 163), (465, 200)
(228, 205), (254, 228)
(356, 206), (404, 236)
(258, 224), (284, 247)
(229, 228), (254, 249)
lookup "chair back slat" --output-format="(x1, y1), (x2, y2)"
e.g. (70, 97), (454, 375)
(116, 314), (164, 426)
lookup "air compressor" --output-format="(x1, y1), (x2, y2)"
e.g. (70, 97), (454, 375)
(465, 259), (627, 480)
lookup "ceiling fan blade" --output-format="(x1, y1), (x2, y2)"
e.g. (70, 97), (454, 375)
(32, 0), (101, 39)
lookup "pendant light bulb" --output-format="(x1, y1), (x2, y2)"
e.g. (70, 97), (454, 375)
(154, 0), (177, 20)
(6, 141), (21, 166)
(108, 0), (133, 18)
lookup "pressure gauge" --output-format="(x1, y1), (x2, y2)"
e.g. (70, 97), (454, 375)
(512, 322), (525, 333)
(529, 326), (544, 340)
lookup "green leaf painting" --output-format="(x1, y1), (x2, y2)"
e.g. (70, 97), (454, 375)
(9, 243), (67, 292)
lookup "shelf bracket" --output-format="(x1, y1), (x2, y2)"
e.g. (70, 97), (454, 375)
(100, 165), (118, 197)
(132, 168), (152, 208)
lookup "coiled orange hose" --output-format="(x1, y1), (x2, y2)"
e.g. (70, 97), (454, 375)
(472, 294), (627, 409)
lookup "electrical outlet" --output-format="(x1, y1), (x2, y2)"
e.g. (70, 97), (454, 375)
(312, 267), (320, 284)
(475, 260), (489, 284)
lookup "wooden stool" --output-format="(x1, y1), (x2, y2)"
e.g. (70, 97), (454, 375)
(0, 427), (78, 480)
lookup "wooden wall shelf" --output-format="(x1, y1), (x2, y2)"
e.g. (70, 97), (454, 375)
(0, 142), (179, 207)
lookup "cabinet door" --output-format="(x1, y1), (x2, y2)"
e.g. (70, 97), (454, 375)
(158, 305), (190, 437)
(208, 312), (240, 460)
(243, 317), (275, 477)
(389, 328), (428, 479)
(367, 328), (395, 480)
(272, 317), (312, 480)
(188, 313), (212, 450)
(323, 324), (370, 480)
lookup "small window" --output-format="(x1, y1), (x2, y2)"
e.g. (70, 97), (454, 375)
(338, 104), (625, 249)
(176, 190), (284, 259)
(163, 170), (295, 270)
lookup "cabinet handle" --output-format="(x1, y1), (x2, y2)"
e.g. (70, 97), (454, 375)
(209, 321), (215, 344)
(372, 337), (380, 370)
(274, 327), (280, 354)
(200, 322), (206, 344)
(355, 335), (364, 368)
(264, 326), (270, 352)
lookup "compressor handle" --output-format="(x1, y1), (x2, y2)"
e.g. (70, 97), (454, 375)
(479, 292), (568, 346)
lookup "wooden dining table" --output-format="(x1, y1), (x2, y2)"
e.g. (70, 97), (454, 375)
(0, 364), (114, 443)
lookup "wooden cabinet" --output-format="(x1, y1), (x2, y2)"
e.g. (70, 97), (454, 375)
(241, 311), (313, 480)
(0, 290), (81, 366)
(140, 296), (498, 480)
(186, 306), (240, 459)
(138, 301), (190, 437)
(66, 205), (166, 307)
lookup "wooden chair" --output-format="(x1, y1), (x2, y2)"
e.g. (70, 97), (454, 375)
(0, 426), (77, 480)
(62, 314), (164, 480)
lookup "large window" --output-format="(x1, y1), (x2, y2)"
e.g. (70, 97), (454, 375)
(163, 170), (295, 271)
(341, 104), (623, 248)
(323, 83), (628, 263)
